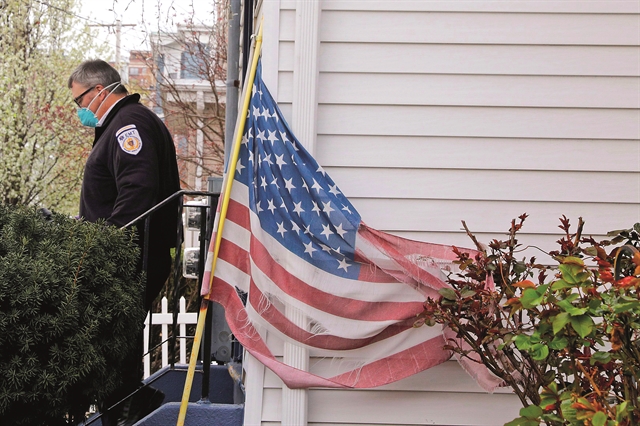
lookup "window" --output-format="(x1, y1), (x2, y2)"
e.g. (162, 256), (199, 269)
(180, 43), (209, 80)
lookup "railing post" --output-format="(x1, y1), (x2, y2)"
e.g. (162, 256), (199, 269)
(161, 297), (169, 368)
(180, 297), (187, 364)
(143, 313), (151, 378)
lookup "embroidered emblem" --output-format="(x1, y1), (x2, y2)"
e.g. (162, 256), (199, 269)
(116, 125), (142, 155)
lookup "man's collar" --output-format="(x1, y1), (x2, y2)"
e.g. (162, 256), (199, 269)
(97, 96), (126, 127)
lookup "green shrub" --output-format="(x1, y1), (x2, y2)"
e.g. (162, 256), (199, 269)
(417, 215), (640, 425)
(0, 204), (146, 425)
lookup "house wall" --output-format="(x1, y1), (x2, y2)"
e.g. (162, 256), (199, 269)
(243, 1), (640, 425)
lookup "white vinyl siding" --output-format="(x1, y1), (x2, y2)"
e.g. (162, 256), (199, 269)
(245, 1), (640, 425)
(273, 3), (640, 249)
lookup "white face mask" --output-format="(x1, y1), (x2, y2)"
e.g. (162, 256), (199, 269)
(76, 81), (121, 127)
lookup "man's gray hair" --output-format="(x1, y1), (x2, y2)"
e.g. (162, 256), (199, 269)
(68, 59), (128, 95)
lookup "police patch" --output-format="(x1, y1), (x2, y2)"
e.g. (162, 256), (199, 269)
(116, 125), (142, 155)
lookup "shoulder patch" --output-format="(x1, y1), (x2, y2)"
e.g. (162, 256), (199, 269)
(116, 124), (142, 155)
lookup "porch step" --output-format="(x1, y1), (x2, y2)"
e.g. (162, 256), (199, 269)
(83, 364), (244, 426)
(135, 401), (244, 426)
(145, 363), (243, 405)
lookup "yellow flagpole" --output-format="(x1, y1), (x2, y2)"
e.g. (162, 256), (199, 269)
(176, 17), (264, 426)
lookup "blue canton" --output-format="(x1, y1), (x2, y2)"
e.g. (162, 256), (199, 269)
(233, 63), (362, 279)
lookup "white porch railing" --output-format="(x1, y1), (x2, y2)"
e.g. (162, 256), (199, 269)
(142, 296), (198, 378)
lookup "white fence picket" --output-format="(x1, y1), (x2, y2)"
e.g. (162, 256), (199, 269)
(142, 296), (198, 378)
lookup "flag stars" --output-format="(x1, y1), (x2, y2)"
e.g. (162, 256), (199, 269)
(291, 221), (301, 234)
(284, 178), (296, 192)
(312, 201), (321, 215)
(337, 258), (351, 272)
(292, 201), (304, 214)
(322, 201), (335, 217)
(267, 199), (276, 213)
(335, 223), (348, 238)
(341, 205), (352, 215)
(304, 241), (316, 257)
(267, 130), (279, 144)
(236, 160), (245, 175)
(276, 222), (287, 238)
(311, 179), (323, 194)
(275, 154), (287, 169)
(270, 177), (279, 189)
(317, 165), (326, 176)
(252, 84), (262, 99)
(320, 224), (333, 240)
(256, 201), (263, 213)
(279, 131), (288, 143)
(260, 176), (267, 190)
(328, 184), (341, 196)
(320, 243), (332, 253)
(262, 153), (273, 166)
(256, 129), (266, 143)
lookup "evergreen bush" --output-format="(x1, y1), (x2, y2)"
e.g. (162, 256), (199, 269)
(0, 204), (146, 425)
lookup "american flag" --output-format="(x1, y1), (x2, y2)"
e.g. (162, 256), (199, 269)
(203, 63), (494, 389)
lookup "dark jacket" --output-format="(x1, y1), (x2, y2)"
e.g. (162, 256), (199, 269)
(79, 94), (180, 248)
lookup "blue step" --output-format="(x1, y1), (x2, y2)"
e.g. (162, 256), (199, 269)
(145, 364), (242, 405)
(83, 364), (244, 426)
(135, 364), (244, 426)
(135, 402), (244, 426)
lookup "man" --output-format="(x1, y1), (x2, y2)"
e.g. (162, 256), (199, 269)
(69, 59), (180, 425)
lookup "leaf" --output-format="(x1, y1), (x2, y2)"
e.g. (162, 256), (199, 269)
(514, 280), (536, 289)
(551, 279), (573, 290)
(514, 334), (531, 350)
(559, 264), (583, 284)
(438, 287), (457, 301)
(570, 315), (594, 338)
(607, 229), (627, 237)
(520, 288), (544, 309)
(591, 411), (607, 426)
(613, 301), (640, 314)
(563, 256), (585, 266)
(553, 312), (570, 334)
(590, 351), (611, 365)
(513, 261), (527, 274)
(583, 246), (598, 256)
(539, 396), (556, 410)
(548, 336), (568, 350)
(459, 289), (477, 298)
(616, 401), (629, 423)
(520, 405), (543, 419)
(531, 343), (550, 361)
(556, 299), (587, 316)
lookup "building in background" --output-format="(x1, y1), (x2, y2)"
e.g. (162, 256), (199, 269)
(127, 50), (156, 109)
(150, 23), (227, 191)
